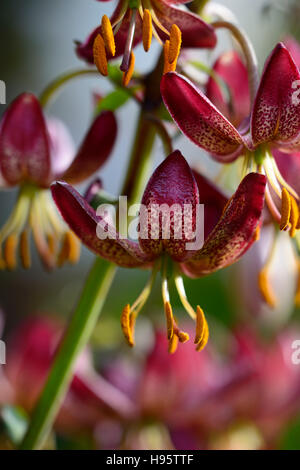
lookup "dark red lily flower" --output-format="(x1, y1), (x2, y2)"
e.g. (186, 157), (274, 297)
(76, 0), (216, 83)
(3, 316), (135, 442)
(161, 42), (300, 240)
(52, 150), (266, 352)
(0, 93), (117, 270)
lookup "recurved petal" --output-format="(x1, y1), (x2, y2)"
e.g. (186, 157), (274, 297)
(0, 93), (51, 186)
(139, 150), (199, 262)
(181, 173), (266, 277)
(51, 181), (151, 268)
(62, 111), (117, 185)
(206, 51), (250, 127)
(251, 43), (300, 146)
(153, 0), (217, 49)
(192, 170), (227, 239)
(161, 72), (244, 159)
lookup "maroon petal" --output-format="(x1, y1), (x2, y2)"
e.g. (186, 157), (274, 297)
(139, 150), (199, 262)
(206, 51), (250, 127)
(284, 36), (300, 69)
(251, 43), (300, 146)
(181, 173), (266, 277)
(0, 93), (51, 186)
(154, 0), (217, 49)
(51, 181), (151, 268)
(161, 72), (244, 159)
(62, 111), (117, 185)
(193, 170), (227, 239)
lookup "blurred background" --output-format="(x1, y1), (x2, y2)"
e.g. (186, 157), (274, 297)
(0, 0), (300, 450)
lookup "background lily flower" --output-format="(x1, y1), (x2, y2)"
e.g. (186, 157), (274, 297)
(0, 93), (117, 270)
(0, 315), (135, 446)
(161, 43), (300, 240)
(52, 150), (266, 352)
(76, 0), (217, 82)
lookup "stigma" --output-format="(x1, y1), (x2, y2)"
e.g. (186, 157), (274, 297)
(0, 184), (80, 271)
(93, 3), (182, 86)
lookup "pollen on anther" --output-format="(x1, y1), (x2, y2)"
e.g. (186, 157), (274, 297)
(122, 51), (135, 87)
(20, 231), (31, 269)
(289, 196), (299, 238)
(258, 268), (276, 308)
(280, 188), (291, 231)
(163, 41), (177, 75)
(168, 333), (178, 354)
(101, 15), (116, 57)
(164, 301), (174, 340)
(168, 24), (181, 64)
(93, 34), (108, 77)
(4, 234), (18, 271)
(121, 304), (134, 347)
(142, 9), (152, 52)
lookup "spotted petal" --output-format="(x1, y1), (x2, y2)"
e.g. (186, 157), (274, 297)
(181, 173), (266, 277)
(206, 51), (250, 127)
(51, 181), (152, 268)
(62, 111), (117, 184)
(161, 72), (245, 161)
(0, 93), (51, 187)
(154, 0), (217, 49)
(139, 150), (199, 262)
(251, 43), (300, 147)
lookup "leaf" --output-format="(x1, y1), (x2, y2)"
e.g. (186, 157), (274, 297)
(95, 89), (130, 114)
(1, 405), (28, 445)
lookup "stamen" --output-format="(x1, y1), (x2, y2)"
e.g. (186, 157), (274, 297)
(295, 260), (300, 307)
(101, 15), (116, 57)
(20, 230), (31, 269)
(280, 188), (291, 231)
(258, 268), (276, 308)
(163, 40), (177, 75)
(174, 274), (196, 320)
(253, 225), (260, 242)
(164, 301), (174, 340)
(194, 306), (205, 344)
(121, 304), (134, 347)
(289, 196), (299, 238)
(4, 234), (18, 271)
(122, 51), (135, 87)
(168, 333), (178, 354)
(177, 331), (189, 343)
(65, 231), (81, 264)
(93, 34), (108, 76)
(168, 24), (182, 64)
(195, 320), (209, 352)
(142, 9), (152, 52)
(120, 9), (137, 72)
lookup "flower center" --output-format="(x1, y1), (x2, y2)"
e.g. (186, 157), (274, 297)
(93, 0), (182, 86)
(0, 184), (80, 270)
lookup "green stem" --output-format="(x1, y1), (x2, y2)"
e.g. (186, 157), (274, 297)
(19, 258), (116, 449)
(39, 69), (100, 107)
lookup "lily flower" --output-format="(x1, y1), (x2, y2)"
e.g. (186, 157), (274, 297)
(52, 150), (266, 352)
(76, 0), (217, 85)
(0, 93), (117, 270)
(161, 43), (300, 241)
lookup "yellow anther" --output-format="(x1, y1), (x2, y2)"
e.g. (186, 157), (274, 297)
(129, 311), (137, 343)
(253, 225), (260, 242)
(122, 51), (135, 87)
(65, 231), (81, 265)
(258, 268), (276, 308)
(4, 234), (18, 271)
(280, 188), (291, 231)
(20, 231), (31, 269)
(196, 321), (209, 352)
(163, 40), (177, 75)
(121, 304), (134, 347)
(289, 196), (299, 238)
(164, 301), (174, 340)
(93, 34), (108, 76)
(194, 306), (207, 344)
(177, 331), (190, 343)
(168, 333), (179, 354)
(101, 15), (116, 57)
(142, 9), (152, 52)
(168, 24), (181, 64)
(47, 234), (57, 256)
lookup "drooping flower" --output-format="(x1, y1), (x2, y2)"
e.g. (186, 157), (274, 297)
(52, 150), (266, 352)
(76, 0), (217, 85)
(0, 93), (117, 270)
(161, 43), (300, 234)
